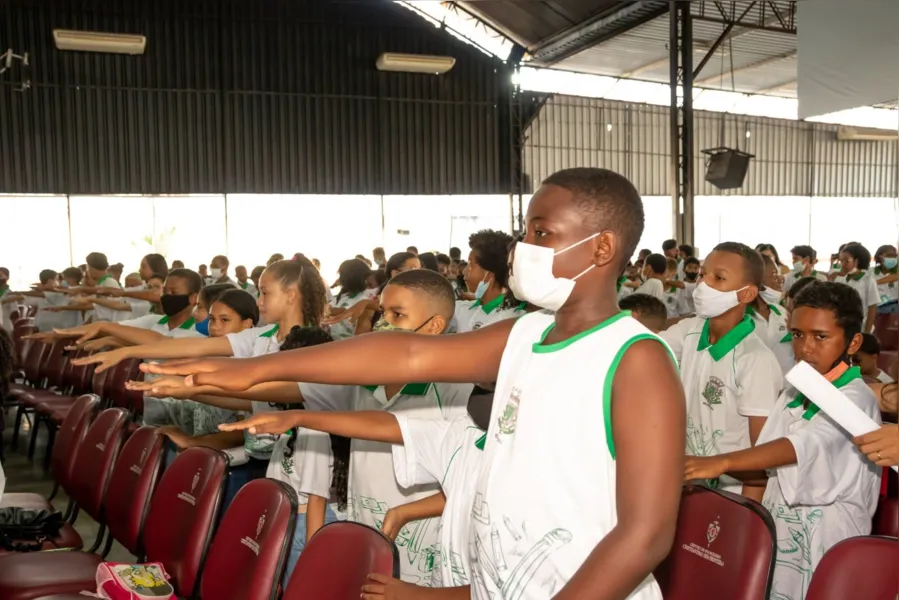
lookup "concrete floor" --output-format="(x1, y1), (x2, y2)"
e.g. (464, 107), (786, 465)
(2, 413), (133, 562)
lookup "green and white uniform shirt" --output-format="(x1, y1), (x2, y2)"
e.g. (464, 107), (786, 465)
(661, 316), (782, 494)
(872, 265), (898, 306)
(451, 294), (524, 334)
(758, 368), (881, 600)
(300, 380), (472, 585)
(267, 425), (341, 513)
(783, 270), (827, 294)
(225, 324), (284, 459)
(238, 280), (259, 299)
(835, 271), (880, 311)
(329, 289), (378, 340)
(472, 311), (672, 600)
(746, 304), (794, 377)
(91, 274), (124, 323)
(0, 286), (14, 332)
(391, 414), (484, 588)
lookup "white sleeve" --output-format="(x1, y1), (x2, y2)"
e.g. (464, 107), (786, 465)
(225, 327), (258, 358)
(434, 383), (474, 420)
(659, 317), (694, 362)
(299, 383), (357, 412)
(294, 429), (334, 499)
(864, 276), (879, 308)
(119, 315), (160, 330)
(734, 346), (782, 417)
(779, 384), (882, 505)
(391, 416), (463, 489)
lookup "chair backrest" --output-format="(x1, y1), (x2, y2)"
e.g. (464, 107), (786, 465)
(66, 351), (97, 396)
(49, 394), (99, 489)
(654, 486), (776, 600)
(805, 535), (899, 600)
(68, 408), (129, 521)
(143, 447), (228, 598)
(107, 359), (144, 414)
(23, 341), (51, 385)
(200, 479), (298, 600)
(91, 365), (112, 400)
(41, 341), (71, 389)
(105, 426), (165, 556)
(283, 521), (399, 599)
(873, 495), (898, 537)
(13, 336), (33, 371)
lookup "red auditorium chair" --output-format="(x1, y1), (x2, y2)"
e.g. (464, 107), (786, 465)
(653, 485), (776, 600)
(0, 395), (98, 511)
(10, 341), (67, 454)
(105, 358), (144, 418)
(198, 479), (297, 600)
(0, 408), (127, 556)
(805, 535), (899, 600)
(0, 446), (226, 600)
(283, 521), (399, 599)
(873, 495), (898, 538)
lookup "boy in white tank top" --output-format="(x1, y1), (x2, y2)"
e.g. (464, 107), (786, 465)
(158, 168), (687, 600)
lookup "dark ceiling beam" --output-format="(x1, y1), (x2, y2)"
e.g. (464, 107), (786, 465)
(693, 0), (796, 35)
(529, 1), (669, 65)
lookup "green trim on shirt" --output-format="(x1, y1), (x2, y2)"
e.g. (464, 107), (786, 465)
(360, 382), (433, 396)
(259, 324), (280, 338)
(617, 276), (626, 293)
(474, 433), (486, 451)
(697, 315), (755, 362)
(474, 293), (505, 315)
(95, 274), (113, 286)
(0, 287), (7, 298)
(156, 315), (197, 330)
(846, 271), (866, 282)
(240, 281), (249, 290)
(786, 365), (862, 421)
(779, 332), (792, 344)
(532, 311), (631, 354)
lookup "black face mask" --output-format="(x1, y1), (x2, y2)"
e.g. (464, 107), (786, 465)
(160, 294), (191, 317)
(0, 279), (7, 288)
(685, 272), (699, 282)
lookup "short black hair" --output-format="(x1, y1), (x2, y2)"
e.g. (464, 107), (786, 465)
(281, 325), (334, 350)
(166, 268), (203, 294)
(39, 269), (58, 285)
(858, 332), (881, 355)
(213, 289), (260, 323)
(713, 242), (764, 287)
(336, 259), (372, 301)
(791, 245), (815, 261)
(251, 265), (265, 279)
(678, 243), (695, 257)
(406, 246), (419, 255)
(85, 252), (109, 271)
(200, 282), (238, 307)
(62, 267), (83, 283)
(418, 252), (439, 272)
(662, 239), (677, 252)
(386, 268), (456, 321)
(436, 253), (451, 267)
(874, 244), (897, 265)
(755, 243), (784, 266)
(793, 281), (864, 342)
(684, 256), (700, 268)
(143, 253), (168, 276)
(449, 247), (462, 261)
(171, 260), (185, 269)
(786, 276), (817, 300)
(212, 255), (230, 268)
(0, 267), (8, 278)
(386, 252), (418, 279)
(469, 229), (514, 288)
(619, 293), (667, 321)
(840, 243), (872, 270)
(542, 168), (644, 270)
(644, 253), (667, 275)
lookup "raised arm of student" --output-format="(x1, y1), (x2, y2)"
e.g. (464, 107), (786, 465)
(219, 409), (404, 443)
(552, 339), (685, 600)
(380, 493), (446, 541)
(73, 335), (233, 372)
(154, 319), (517, 391)
(89, 297), (133, 312)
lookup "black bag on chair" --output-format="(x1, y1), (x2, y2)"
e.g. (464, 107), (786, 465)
(0, 507), (65, 551)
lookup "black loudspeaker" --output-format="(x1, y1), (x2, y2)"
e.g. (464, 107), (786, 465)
(702, 147), (754, 190)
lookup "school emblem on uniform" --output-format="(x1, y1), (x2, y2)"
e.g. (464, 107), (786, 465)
(706, 518), (721, 546)
(496, 387), (522, 441)
(701, 376), (724, 410)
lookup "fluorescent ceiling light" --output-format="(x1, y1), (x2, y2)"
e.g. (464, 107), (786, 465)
(53, 29), (146, 55)
(376, 53), (455, 74)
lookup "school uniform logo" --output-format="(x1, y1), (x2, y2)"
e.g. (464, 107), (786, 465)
(701, 376), (725, 410)
(496, 387), (522, 441)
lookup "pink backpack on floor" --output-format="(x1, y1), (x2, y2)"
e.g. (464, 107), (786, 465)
(84, 562), (176, 599)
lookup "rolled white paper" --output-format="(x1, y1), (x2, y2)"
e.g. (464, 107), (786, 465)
(785, 361), (898, 472)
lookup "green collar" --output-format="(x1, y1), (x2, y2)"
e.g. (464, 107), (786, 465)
(474, 293), (505, 315)
(475, 433), (486, 450)
(787, 365), (862, 420)
(0, 287), (7, 298)
(156, 315), (197, 330)
(697, 316), (755, 362)
(95, 274), (112, 285)
(239, 281), (249, 290)
(667, 273), (679, 293)
(533, 311), (630, 354)
(361, 382), (432, 396)
(845, 271), (866, 282)
(617, 276), (626, 292)
(259, 324), (280, 338)
(876, 265), (897, 275)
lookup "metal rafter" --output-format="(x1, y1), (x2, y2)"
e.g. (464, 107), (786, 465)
(694, 0), (797, 34)
(694, 50), (796, 87)
(670, 0), (694, 246)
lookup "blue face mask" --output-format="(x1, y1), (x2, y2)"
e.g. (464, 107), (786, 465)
(884, 257), (898, 270)
(195, 318), (210, 336)
(474, 280), (489, 301)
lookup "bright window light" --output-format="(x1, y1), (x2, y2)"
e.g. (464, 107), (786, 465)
(396, 1), (513, 61)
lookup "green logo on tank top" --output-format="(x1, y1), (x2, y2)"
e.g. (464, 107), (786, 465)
(701, 376), (725, 410)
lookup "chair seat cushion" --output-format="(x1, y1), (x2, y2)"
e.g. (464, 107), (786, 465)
(0, 493), (53, 511)
(6, 385), (35, 402)
(23, 393), (69, 408)
(0, 551), (102, 600)
(0, 523), (83, 557)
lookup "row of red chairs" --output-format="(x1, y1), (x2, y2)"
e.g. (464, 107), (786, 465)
(0, 395), (399, 600)
(873, 311), (898, 373)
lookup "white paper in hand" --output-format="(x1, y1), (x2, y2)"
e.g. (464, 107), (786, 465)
(785, 361), (898, 472)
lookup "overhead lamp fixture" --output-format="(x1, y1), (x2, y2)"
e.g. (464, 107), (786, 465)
(53, 29), (146, 55)
(837, 126), (898, 141)
(376, 52), (455, 75)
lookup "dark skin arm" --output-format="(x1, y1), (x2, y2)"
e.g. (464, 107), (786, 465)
(219, 409), (403, 443)
(553, 339), (685, 600)
(146, 319), (517, 390)
(684, 438), (797, 482)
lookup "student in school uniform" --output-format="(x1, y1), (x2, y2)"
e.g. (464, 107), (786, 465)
(436, 253), (452, 278)
(746, 253), (794, 376)
(337, 252), (421, 336)
(853, 333), (895, 384)
(148, 168), (686, 600)
(96, 253), (168, 317)
(452, 229), (524, 333)
(661, 257), (681, 317)
(235, 265), (258, 298)
(635, 253), (668, 303)
(685, 281), (881, 600)
(660, 242), (782, 500)
(784, 245), (827, 293)
(373, 247), (387, 269)
(328, 259), (379, 340)
(618, 293), (668, 333)
(872, 244), (898, 307)
(0, 267), (13, 332)
(84, 252), (123, 322)
(756, 243), (791, 277)
(834, 243), (879, 333)
(209, 255), (236, 286)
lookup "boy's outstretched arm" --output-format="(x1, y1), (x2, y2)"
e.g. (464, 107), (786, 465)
(554, 339), (685, 600)
(179, 318), (517, 390)
(685, 438), (797, 482)
(220, 410), (404, 444)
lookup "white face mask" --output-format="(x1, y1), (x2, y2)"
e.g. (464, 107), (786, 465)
(692, 281), (748, 319)
(759, 287), (782, 306)
(507, 233), (600, 311)
(210, 268), (223, 279)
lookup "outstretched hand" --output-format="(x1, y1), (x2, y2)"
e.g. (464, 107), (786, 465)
(71, 348), (129, 373)
(218, 411), (301, 435)
(126, 375), (198, 399)
(684, 455), (728, 482)
(140, 358), (234, 378)
(54, 323), (104, 346)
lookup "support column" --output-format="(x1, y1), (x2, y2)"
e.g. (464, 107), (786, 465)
(669, 0), (695, 246)
(509, 65), (525, 231)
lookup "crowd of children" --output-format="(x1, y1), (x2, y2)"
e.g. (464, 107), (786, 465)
(2, 166), (898, 600)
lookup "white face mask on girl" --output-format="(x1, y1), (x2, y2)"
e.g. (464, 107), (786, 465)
(692, 281), (749, 319)
(507, 232), (600, 311)
(759, 287), (782, 306)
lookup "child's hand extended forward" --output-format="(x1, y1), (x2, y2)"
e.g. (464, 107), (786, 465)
(219, 411), (302, 435)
